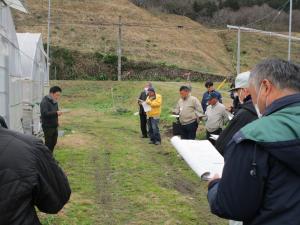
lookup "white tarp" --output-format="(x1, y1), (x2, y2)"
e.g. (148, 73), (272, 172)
(17, 33), (47, 104)
(0, 4), (24, 132)
(17, 33), (48, 134)
(2, 0), (28, 13)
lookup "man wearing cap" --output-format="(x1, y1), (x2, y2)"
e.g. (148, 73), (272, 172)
(173, 86), (203, 140)
(201, 80), (223, 112)
(146, 88), (162, 145)
(215, 72), (258, 155)
(204, 92), (229, 145)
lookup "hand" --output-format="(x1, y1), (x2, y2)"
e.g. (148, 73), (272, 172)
(226, 106), (233, 112)
(57, 111), (63, 116)
(208, 174), (220, 186)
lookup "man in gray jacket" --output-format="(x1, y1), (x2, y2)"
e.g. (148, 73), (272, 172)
(173, 86), (203, 140)
(205, 92), (229, 145)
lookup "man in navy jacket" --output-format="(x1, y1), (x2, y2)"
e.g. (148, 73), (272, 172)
(201, 81), (222, 112)
(207, 59), (300, 225)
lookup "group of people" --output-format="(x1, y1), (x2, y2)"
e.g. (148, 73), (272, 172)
(137, 79), (230, 146)
(137, 58), (300, 225)
(1, 58), (300, 224)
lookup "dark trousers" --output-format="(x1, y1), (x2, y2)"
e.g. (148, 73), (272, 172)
(148, 117), (161, 143)
(181, 120), (198, 140)
(206, 128), (222, 146)
(139, 113), (148, 137)
(43, 127), (58, 152)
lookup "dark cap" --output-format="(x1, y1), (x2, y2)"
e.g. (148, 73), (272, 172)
(148, 87), (155, 93)
(208, 92), (218, 100)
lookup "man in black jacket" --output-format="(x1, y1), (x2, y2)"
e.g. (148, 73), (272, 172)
(208, 59), (300, 225)
(0, 127), (71, 225)
(40, 86), (63, 152)
(137, 82), (152, 138)
(215, 71), (258, 155)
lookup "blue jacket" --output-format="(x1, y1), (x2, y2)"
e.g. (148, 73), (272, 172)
(201, 90), (222, 112)
(208, 93), (300, 225)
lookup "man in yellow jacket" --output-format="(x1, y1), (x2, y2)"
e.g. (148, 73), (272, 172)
(146, 87), (162, 145)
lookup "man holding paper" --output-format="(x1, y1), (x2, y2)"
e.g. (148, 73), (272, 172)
(146, 87), (162, 145)
(207, 59), (300, 224)
(204, 93), (229, 145)
(173, 86), (203, 140)
(137, 82), (152, 138)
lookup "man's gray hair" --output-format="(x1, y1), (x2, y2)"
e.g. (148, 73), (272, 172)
(250, 58), (300, 92)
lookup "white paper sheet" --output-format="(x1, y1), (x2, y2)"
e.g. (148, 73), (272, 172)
(171, 136), (224, 180)
(210, 134), (219, 141)
(226, 111), (234, 120)
(142, 101), (151, 113)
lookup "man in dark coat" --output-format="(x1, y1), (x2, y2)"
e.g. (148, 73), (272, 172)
(40, 86), (63, 152)
(0, 127), (71, 225)
(215, 71), (258, 155)
(137, 82), (152, 138)
(208, 59), (300, 225)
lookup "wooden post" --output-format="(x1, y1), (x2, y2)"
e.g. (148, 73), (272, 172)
(117, 16), (122, 81)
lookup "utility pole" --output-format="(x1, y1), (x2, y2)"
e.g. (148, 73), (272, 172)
(288, 0), (293, 61)
(237, 27), (241, 75)
(117, 16), (122, 81)
(47, 0), (51, 81)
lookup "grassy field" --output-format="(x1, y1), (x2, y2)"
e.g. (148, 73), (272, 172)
(38, 81), (232, 225)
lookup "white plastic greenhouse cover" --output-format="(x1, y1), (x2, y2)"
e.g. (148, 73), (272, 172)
(2, 0), (28, 13)
(17, 33), (48, 104)
(17, 33), (48, 134)
(0, 4), (24, 132)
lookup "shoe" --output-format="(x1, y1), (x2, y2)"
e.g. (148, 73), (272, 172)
(154, 142), (161, 145)
(149, 141), (154, 144)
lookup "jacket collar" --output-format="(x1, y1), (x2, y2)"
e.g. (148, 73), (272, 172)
(243, 95), (252, 103)
(264, 93), (300, 116)
(46, 95), (57, 104)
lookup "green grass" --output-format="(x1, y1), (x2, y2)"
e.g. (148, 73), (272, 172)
(39, 81), (231, 225)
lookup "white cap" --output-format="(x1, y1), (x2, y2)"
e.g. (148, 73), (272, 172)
(230, 71), (251, 91)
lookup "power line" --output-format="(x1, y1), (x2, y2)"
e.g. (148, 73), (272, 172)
(244, 0), (290, 28)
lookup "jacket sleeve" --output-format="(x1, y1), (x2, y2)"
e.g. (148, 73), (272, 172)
(173, 101), (180, 115)
(201, 93), (207, 112)
(147, 95), (162, 107)
(207, 139), (269, 221)
(218, 92), (223, 103)
(194, 98), (204, 117)
(138, 92), (144, 104)
(40, 100), (58, 118)
(222, 108), (229, 125)
(33, 140), (71, 214)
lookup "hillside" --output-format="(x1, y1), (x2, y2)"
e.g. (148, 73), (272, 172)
(12, 0), (300, 80)
(14, 0), (233, 76)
